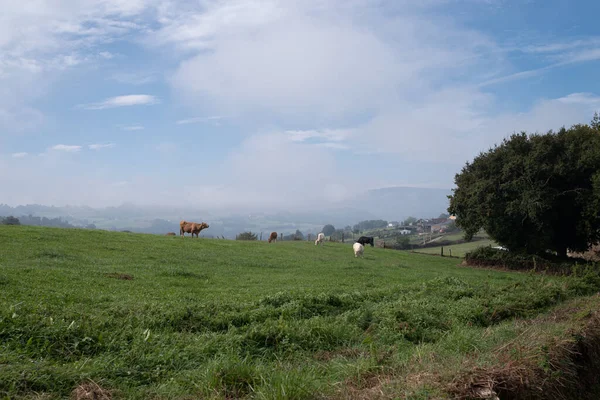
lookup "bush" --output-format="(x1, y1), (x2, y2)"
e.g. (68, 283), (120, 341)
(395, 236), (411, 249)
(464, 246), (598, 274)
(1, 216), (20, 225)
(236, 232), (258, 241)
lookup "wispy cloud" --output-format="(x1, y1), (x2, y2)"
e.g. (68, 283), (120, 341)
(88, 143), (115, 150)
(176, 116), (224, 125)
(482, 37), (600, 87)
(479, 67), (553, 87)
(11, 152), (28, 158)
(556, 92), (600, 106)
(51, 144), (82, 152)
(121, 125), (144, 131)
(522, 37), (600, 55)
(78, 95), (159, 110)
(286, 129), (353, 143)
(316, 142), (350, 150)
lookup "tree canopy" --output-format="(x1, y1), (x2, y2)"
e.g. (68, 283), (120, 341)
(352, 220), (388, 232)
(321, 224), (336, 236)
(402, 217), (417, 226)
(448, 121), (600, 258)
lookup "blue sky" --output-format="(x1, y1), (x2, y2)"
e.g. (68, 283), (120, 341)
(1, 0), (599, 209)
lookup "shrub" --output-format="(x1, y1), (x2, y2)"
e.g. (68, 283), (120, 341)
(1, 216), (20, 225)
(236, 232), (258, 241)
(395, 236), (410, 249)
(464, 246), (599, 274)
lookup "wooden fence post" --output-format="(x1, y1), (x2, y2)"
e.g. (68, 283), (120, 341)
(260, 232), (263, 241)
(449, 249), (452, 257)
(441, 246), (444, 257)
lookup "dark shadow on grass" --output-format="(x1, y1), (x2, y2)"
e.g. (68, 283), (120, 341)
(160, 270), (210, 280)
(104, 273), (134, 280)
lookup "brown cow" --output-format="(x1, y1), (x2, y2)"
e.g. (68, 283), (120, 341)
(165, 232), (177, 236)
(268, 231), (278, 243)
(180, 220), (210, 238)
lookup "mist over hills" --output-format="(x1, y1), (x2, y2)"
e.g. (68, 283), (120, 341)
(0, 186), (452, 237)
(340, 186), (453, 221)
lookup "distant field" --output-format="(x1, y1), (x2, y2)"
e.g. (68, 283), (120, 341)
(412, 238), (498, 258)
(1, 226), (598, 399)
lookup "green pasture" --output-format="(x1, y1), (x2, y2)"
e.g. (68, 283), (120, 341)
(0, 225), (598, 399)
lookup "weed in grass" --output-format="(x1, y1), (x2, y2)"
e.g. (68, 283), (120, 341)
(70, 380), (112, 400)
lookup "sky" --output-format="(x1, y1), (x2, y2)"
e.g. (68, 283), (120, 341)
(1, 0), (600, 210)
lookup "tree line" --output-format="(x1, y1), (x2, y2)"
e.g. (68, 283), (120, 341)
(0, 215), (90, 229)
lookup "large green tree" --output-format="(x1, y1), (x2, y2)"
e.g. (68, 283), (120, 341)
(448, 122), (600, 258)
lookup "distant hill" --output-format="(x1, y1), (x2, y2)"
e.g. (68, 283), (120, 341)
(0, 186), (451, 236)
(339, 186), (452, 221)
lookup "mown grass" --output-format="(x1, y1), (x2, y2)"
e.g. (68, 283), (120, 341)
(1, 225), (599, 399)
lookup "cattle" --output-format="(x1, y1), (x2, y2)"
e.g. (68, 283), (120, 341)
(315, 232), (325, 246)
(356, 236), (374, 247)
(180, 220), (210, 238)
(353, 242), (364, 258)
(268, 231), (278, 243)
(165, 232), (177, 236)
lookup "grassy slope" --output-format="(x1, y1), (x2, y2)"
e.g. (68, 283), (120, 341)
(0, 226), (599, 399)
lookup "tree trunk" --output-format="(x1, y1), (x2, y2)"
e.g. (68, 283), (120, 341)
(557, 245), (568, 259)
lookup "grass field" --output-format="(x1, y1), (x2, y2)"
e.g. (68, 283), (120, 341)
(1, 225), (600, 399)
(412, 239), (497, 258)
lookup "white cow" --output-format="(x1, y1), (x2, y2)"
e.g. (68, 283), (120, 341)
(315, 232), (325, 246)
(353, 242), (364, 258)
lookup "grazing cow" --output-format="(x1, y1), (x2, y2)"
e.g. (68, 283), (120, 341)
(180, 220), (210, 238)
(356, 236), (374, 247)
(315, 232), (325, 246)
(165, 232), (176, 236)
(353, 242), (364, 258)
(268, 231), (278, 243)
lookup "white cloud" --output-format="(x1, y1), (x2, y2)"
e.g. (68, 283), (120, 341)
(316, 142), (349, 150)
(88, 143), (115, 150)
(3, 0), (600, 209)
(51, 144), (82, 152)
(176, 116), (224, 125)
(349, 91), (600, 164)
(0, 1), (155, 132)
(200, 132), (352, 208)
(164, 0), (503, 141)
(79, 94), (159, 110)
(122, 125), (144, 131)
(556, 92), (600, 106)
(286, 129), (353, 143)
(170, 18), (404, 121)
(11, 152), (28, 158)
